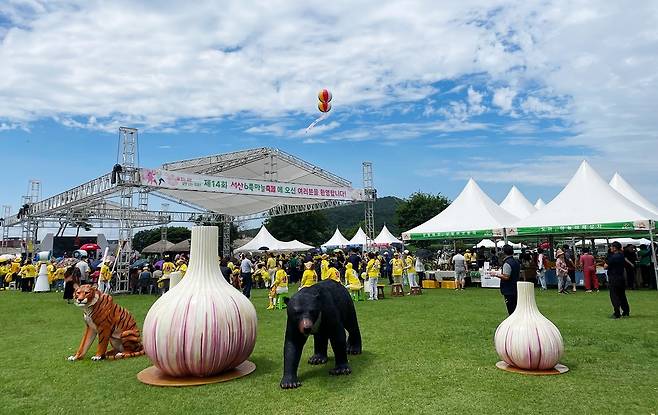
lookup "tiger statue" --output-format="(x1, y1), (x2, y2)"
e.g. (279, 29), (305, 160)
(67, 284), (145, 361)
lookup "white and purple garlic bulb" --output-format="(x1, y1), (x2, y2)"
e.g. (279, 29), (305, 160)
(143, 226), (257, 377)
(494, 281), (564, 370)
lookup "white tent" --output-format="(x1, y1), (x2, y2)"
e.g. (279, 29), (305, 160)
(534, 198), (546, 209)
(575, 237), (652, 247)
(402, 178), (519, 241)
(609, 173), (658, 216)
(373, 225), (402, 246)
(348, 227), (370, 246)
(500, 186), (537, 219)
(475, 239), (496, 248)
(321, 228), (351, 248)
(234, 226), (313, 253)
(475, 239), (525, 249)
(511, 161), (658, 236)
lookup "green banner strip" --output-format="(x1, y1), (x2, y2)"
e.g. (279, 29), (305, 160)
(513, 221), (641, 236)
(407, 229), (495, 240)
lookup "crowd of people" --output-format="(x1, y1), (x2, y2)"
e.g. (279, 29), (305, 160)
(448, 241), (656, 318)
(0, 252), (112, 303)
(220, 249), (423, 308)
(2, 237), (655, 319)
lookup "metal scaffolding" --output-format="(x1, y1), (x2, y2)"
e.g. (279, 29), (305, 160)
(362, 162), (376, 243)
(1, 127), (374, 293)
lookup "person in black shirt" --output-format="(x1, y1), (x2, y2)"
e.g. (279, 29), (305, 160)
(499, 244), (520, 315)
(605, 241), (630, 319)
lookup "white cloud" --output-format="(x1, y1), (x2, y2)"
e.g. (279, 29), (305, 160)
(1, 0), (658, 198)
(492, 87), (516, 112)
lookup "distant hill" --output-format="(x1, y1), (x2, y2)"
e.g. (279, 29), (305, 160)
(241, 196), (404, 239)
(325, 196), (403, 238)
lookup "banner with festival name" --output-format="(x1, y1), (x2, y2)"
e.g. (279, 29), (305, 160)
(139, 168), (365, 202)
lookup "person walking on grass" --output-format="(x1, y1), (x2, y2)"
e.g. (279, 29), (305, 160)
(536, 248), (548, 290)
(562, 244), (577, 292)
(555, 249), (572, 294)
(366, 252), (380, 300)
(452, 250), (467, 290)
(240, 253), (254, 299)
(499, 244), (519, 315)
(605, 241), (630, 319)
(579, 247), (598, 292)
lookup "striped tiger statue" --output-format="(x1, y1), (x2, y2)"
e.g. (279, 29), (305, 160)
(67, 284), (145, 361)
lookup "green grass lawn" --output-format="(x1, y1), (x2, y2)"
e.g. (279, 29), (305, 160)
(1, 285), (657, 414)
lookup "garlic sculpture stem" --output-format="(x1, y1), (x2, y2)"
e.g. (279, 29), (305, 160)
(494, 281), (564, 370)
(143, 226), (257, 377)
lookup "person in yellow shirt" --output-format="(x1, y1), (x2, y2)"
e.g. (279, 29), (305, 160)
(46, 259), (56, 284)
(344, 262), (362, 291)
(0, 261), (8, 290)
(326, 260), (341, 283)
(9, 257), (22, 289)
(299, 261), (317, 289)
(176, 259), (188, 277)
(20, 259), (38, 292)
(403, 250), (417, 290)
(391, 253), (404, 285)
(266, 253), (276, 289)
(320, 254), (330, 280)
(267, 261), (289, 309)
(162, 258), (176, 275)
(255, 262), (269, 289)
(158, 257), (175, 292)
(98, 260), (112, 294)
(366, 252), (381, 300)
(52, 265), (66, 292)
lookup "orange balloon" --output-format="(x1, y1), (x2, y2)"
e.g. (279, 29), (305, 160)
(318, 101), (332, 113)
(318, 89), (332, 103)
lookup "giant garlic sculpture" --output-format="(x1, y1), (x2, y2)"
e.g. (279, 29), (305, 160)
(143, 226), (257, 378)
(494, 281), (565, 372)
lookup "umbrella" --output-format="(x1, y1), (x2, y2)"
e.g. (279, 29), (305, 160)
(80, 243), (100, 251)
(130, 259), (149, 269)
(154, 259), (164, 270)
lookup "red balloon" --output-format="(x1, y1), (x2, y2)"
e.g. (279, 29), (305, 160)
(318, 89), (332, 103)
(318, 101), (331, 113)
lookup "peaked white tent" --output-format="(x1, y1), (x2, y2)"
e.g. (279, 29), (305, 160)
(348, 227), (370, 246)
(511, 161), (658, 236)
(321, 228), (351, 248)
(575, 237), (652, 247)
(500, 186), (537, 219)
(609, 173), (658, 216)
(534, 198), (546, 209)
(402, 178), (519, 241)
(373, 225), (402, 246)
(475, 239), (525, 249)
(235, 226), (313, 253)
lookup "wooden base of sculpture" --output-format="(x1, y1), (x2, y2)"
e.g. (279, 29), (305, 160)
(495, 361), (569, 375)
(137, 360), (256, 386)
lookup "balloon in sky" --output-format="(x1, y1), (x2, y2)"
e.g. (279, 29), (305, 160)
(306, 88), (332, 133)
(318, 89), (332, 103)
(318, 101), (331, 113)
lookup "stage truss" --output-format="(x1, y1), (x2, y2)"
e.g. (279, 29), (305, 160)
(2, 128), (375, 293)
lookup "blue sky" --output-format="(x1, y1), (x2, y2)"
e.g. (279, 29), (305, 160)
(1, 1), (658, 237)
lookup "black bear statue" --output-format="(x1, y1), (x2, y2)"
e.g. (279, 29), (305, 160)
(280, 280), (362, 389)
